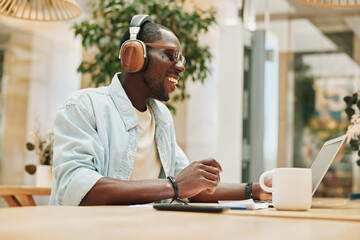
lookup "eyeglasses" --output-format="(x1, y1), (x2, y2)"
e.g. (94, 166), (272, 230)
(145, 43), (186, 65)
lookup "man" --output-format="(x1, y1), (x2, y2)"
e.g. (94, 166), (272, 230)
(49, 15), (271, 206)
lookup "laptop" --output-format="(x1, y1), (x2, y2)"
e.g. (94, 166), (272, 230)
(310, 134), (347, 196)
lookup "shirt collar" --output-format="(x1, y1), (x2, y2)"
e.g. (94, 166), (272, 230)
(109, 73), (138, 131)
(148, 99), (170, 131)
(109, 73), (170, 131)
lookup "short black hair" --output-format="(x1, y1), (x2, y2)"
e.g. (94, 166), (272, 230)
(120, 22), (172, 48)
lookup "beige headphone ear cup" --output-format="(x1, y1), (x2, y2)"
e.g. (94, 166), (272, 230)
(120, 41), (146, 73)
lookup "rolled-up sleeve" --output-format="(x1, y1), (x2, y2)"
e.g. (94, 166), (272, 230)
(174, 144), (189, 176)
(166, 107), (189, 176)
(50, 103), (104, 206)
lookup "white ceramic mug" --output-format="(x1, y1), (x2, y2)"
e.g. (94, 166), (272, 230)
(259, 168), (312, 211)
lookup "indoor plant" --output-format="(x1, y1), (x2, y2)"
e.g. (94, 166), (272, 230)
(344, 92), (360, 166)
(73, 0), (216, 113)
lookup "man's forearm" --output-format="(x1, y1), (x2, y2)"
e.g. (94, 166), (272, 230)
(189, 182), (262, 202)
(80, 177), (174, 205)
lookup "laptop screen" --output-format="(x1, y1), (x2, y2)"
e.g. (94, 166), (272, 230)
(310, 134), (346, 195)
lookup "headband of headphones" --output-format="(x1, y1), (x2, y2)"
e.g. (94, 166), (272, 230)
(129, 15), (153, 40)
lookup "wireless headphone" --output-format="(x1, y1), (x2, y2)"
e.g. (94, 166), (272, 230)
(119, 15), (153, 73)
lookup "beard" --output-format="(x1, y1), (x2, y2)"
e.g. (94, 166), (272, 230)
(142, 62), (170, 102)
(142, 75), (170, 102)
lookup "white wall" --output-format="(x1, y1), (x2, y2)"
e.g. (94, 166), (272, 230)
(25, 26), (82, 186)
(0, 17), (82, 188)
(185, 0), (244, 183)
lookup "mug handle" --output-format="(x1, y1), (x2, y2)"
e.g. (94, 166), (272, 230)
(259, 170), (274, 193)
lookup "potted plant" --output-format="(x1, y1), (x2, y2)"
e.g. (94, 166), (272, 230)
(73, 0), (216, 113)
(25, 131), (54, 187)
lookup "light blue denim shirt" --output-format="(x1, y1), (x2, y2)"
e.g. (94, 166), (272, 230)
(49, 73), (189, 206)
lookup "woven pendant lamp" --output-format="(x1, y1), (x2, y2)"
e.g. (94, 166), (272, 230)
(0, 0), (82, 21)
(294, 0), (360, 8)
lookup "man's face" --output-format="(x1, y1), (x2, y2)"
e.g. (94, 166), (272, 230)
(141, 29), (185, 102)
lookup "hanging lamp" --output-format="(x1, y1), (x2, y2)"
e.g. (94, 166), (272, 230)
(293, 0), (360, 8)
(0, 0), (82, 21)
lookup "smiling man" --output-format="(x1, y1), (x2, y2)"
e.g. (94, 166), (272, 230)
(49, 15), (271, 206)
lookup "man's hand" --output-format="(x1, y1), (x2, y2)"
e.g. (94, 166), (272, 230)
(252, 179), (272, 201)
(175, 158), (222, 199)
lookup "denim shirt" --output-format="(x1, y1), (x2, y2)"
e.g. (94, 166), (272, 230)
(49, 73), (189, 206)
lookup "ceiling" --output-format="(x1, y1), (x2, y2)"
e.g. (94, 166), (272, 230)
(256, 0), (360, 35)
(71, 0), (360, 36)
(254, 0), (360, 76)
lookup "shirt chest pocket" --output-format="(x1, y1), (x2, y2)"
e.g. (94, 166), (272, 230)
(106, 128), (137, 180)
(156, 133), (173, 176)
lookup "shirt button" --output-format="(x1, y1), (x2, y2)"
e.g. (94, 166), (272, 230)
(129, 154), (133, 159)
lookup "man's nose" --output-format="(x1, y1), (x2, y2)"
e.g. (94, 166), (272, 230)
(175, 60), (185, 73)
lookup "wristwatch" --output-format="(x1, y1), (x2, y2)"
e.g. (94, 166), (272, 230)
(167, 176), (187, 204)
(167, 176), (179, 203)
(245, 182), (253, 199)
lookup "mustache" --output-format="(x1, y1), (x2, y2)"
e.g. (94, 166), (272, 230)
(167, 72), (181, 79)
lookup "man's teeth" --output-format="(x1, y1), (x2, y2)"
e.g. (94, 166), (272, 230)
(168, 77), (178, 84)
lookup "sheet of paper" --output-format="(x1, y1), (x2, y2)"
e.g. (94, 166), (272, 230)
(219, 199), (269, 210)
(129, 204), (153, 208)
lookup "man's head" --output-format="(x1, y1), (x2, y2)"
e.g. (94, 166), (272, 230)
(120, 17), (185, 102)
(120, 21), (169, 51)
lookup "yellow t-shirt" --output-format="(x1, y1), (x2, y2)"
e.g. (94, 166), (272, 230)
(130, 105), (161, 180)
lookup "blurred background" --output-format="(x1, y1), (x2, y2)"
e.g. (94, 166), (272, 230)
(0, 0), (359, 206)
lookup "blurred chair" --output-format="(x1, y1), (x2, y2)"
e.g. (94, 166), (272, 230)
(0, 185), (51, 207)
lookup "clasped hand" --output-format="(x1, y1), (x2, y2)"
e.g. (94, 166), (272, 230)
(174, 158), (273, 201)
(175, 158), (222, 199)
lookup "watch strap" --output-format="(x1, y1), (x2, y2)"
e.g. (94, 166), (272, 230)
(245, 182), (253, 199)
(167, 176), (178, 203)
